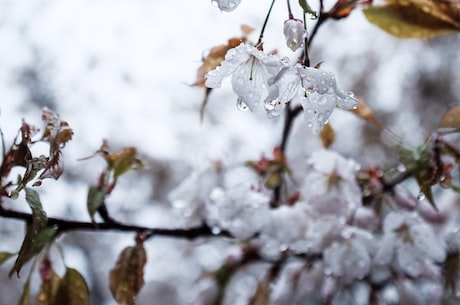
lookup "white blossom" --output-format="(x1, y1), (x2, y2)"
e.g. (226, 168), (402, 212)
(205, 167), (270, 239)
(283, 18), (305, 51)
(168, 165), (222, 226)
(265, 64), (357, 133)
(375, 211), (446, 277)
(323, 227), (375, 284)
(297, 65), (357, 133)
(205, 43), (282, 111)
(301, 149), (362, 220)
(211, 0), (242, 12)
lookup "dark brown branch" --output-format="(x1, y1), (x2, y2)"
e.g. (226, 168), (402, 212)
(0, 205), (233, 240)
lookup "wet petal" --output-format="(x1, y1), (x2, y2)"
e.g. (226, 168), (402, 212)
(300, 92), (335, 134)
(231, 59), (269, 111)
(211, 0), (242, 12)
(205, 45), (249, 89)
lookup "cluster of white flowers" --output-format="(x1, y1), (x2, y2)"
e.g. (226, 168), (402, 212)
(205, 43), (357, 133)
(168, 149), (451, 301)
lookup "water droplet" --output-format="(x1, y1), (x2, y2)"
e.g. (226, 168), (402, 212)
(307, 122), (313, 128)
(236, 98), (249, 111)
(397, 164), (406, 172)
(211, 226), (222, 235)
(324, 267), (332, 275)
(264, 99), (279, 111)
(280, 57), (290, 65)
(417, 193), (426, 201)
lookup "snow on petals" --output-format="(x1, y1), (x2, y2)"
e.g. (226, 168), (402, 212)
(211, 0), (242, 12)
(375, 211), (446, 277)
(205, 43), (282, 111)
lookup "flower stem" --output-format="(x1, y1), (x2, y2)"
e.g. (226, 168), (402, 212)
(302, 12), (311, 67)
(257, 0), (277, 46)
(287, 0), (293, 19)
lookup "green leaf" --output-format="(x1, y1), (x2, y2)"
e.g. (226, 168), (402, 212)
(0, 252), (15, 266)
(87, 186), (107, 223)
(35, 271), (61, 305)
(10, 227), (57, 278)
(298, 0), (318, 18)
(54, 268), (90, 305)
(363, 1), (459, 38)
(109, 239), (147, 305)
(17, 279), (31, 305)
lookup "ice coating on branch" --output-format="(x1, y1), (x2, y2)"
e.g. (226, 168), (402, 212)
(205, 43), (282, 111)
(301, 149), (362, 220)
(283, 18), (305, 51)
(375, 211), (446, 277)
(211, 0), (242, 12)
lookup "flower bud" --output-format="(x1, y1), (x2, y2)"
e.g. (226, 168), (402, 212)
(283, 18), (305, 51)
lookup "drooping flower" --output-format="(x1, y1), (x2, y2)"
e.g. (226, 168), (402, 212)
(375, 211), (446, 277)
(264, 64), (357, 133)
(205, 43), (282, 111)
(211, 0), (242, 12)
(283, 18), (305, 51)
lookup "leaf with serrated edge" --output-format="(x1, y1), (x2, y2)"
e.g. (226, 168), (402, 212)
(54, 268), (90, 305)
(0, 252), (15, 266)
(35, 271), (61, 305)
(440, 105), (460, 128)
(109, 239), (147, 305)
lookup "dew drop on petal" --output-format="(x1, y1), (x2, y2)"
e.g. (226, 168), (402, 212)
(236, 97), (249, 111)
(417, 193), (426, 201)
(281, 57), (290, 65)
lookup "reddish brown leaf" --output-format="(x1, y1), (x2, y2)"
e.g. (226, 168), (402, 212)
(440, 105), (460, 128)
(109, 238), (147, 305)
(350, 97), (384, 129)
(320, 123), (336, 148)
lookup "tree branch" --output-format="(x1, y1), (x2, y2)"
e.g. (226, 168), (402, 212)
(0, 205), (233, 240)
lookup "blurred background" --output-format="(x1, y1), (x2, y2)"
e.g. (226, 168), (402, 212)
(0, 0), (459, 304)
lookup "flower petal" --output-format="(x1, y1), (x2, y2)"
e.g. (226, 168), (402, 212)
(205, 45), (249, 89)
(211, 0), (242, 12)
(300, 92), (335, 134)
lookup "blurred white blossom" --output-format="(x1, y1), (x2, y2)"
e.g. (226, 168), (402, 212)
(205, 43), (282, 111)
(323, 227), (375, 284)
(301, 149), (362, 220)
(211, 0), (242, 12)
(206, 167), (270, 239)
(168, 165), (222, 226)
(283, 18), (305, 51)
(375, 211), (446, 277)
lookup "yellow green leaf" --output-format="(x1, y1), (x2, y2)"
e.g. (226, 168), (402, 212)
(87, 186), (107, 223)
(35, 271), (61, 305)
(17, 279), (31, 305)
(54, 268), (90, 305)
(440, 105), (460, 128)
(0, 252), (15, 266)
(363, 1), (460, 38)
(109, 239), (147, 305)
